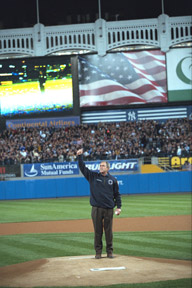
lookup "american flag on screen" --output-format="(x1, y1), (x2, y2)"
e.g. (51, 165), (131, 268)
(78, 50), (167, 107)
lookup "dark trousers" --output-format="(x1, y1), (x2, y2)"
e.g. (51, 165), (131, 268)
(91, 206), (113, 255)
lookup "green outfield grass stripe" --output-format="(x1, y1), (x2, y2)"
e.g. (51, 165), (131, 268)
(0, 240), (93, 267)
(1, 279), (191, 288)
(125, 196), (191, 201)
(125, 200), (190, 205)
(118, 232), (192, 242)
(0, 234), (94, 255)
(114, 238), (191, 254)
(125, 194), (191, 198)
(128, 196), (190, 200)
(124, 202), (191, 207)
(0, 231), (191, 267)
(132, 234), (192, 244)
(0, 242), (49, 261)
(43, 235), (94, 248)
(114, 235), (191, 247)
(0, 237), (67, 256)
(4, 236), (92, 253)
(0, 242), (91, 266)
(0, 251), (26, 266)
(114, 246), (191, 260)
(121, 211), (191, 217)
(114, 231), (191, 236)
(0, 232), (94, 240)
(34, 237), (93, 252)
(116, 240), (191, 254)
(126, 202), (189, 207)
(113, 233), (191, 259)
(0, 194), (191, 223)
(114, 233), (191, 250)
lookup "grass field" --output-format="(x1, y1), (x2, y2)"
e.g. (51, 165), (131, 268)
(0, 193), (191, 288)
(0, 193), (191, 223)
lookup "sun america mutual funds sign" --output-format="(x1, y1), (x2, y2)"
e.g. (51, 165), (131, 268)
(23, 162), (79, 177)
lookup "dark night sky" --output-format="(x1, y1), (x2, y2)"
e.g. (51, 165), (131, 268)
(0, 0), (191, 29)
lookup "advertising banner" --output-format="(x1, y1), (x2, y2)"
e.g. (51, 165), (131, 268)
(6, 116), (80, 130)
(23, 159), (139, 178)
(81, 105), (191, 124)
(166, 48), (192, 102)
(0, 165), (21, 178)
(171, 156), (192, 169)
(23, 162), (79, 177)
(85, 159), (139, 172)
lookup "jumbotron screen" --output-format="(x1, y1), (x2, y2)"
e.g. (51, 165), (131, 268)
(0, 56), (73, 118)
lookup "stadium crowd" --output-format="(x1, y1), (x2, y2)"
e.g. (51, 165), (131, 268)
(0, 118), (191, 165)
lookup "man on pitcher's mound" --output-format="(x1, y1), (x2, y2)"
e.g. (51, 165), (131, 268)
(77, 148), (122, 259)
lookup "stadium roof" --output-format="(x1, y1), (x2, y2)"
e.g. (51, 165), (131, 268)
(0, 0), (191, 29)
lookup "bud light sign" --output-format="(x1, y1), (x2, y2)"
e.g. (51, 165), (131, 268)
(85, 159), (138, 172)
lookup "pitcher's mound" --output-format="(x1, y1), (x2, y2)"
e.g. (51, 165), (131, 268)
(0, 255), (191, 287)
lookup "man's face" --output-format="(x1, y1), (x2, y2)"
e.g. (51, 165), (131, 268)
(99, 162), (109, 175)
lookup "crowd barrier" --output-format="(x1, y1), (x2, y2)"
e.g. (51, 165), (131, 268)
(0, 171), (191, 200)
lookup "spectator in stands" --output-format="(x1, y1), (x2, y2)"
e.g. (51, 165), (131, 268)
(0, 118), (191, 164)
(182, 160), (192, 171)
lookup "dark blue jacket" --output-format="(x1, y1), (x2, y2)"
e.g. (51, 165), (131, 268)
(78, 155), (122, 209)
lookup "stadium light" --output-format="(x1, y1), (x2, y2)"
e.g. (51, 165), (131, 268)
(161, 0), (165, 14)
(36, 0), (40, 24)
(98, 0), (101, 19)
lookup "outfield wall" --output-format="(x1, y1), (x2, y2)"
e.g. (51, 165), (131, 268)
(0, 171), (191, 200)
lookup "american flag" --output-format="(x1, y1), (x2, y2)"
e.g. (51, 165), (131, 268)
(78, 50), (167, 107)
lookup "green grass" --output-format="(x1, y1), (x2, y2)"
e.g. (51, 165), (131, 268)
(0, 279), (191, 288)
(0, 231), (191, 267)
(0, 193), (191, 288)
(0, 279), (192, 288)
(0, 193), (191, 223)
